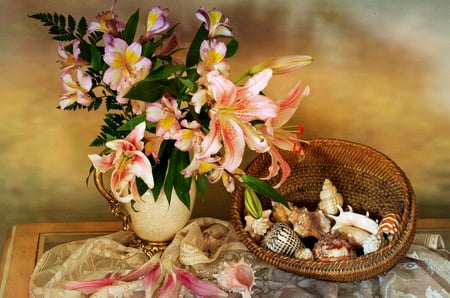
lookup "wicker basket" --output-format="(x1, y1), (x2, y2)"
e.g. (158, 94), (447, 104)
(231, 138), (416, 282)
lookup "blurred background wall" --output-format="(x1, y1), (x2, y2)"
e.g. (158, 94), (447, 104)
(1, 0), (449, 255)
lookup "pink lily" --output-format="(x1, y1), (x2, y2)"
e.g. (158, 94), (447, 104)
(174, 267), (227, 297)
(195, 7), (233, 38)
(59, 69), (93, 109)
(103, 37), (152, 92)
(65, 273), (118, 294)
(258, 82), (310, 187)
(143, 262), (163, 298)
(88, 122), (154, 202)
(200, 69), (277, 172)
(157, 270), (178, 298)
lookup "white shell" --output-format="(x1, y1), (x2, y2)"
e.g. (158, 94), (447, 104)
(363, 234), (382, 254)
(318, 179), (344, 215)
(288, 206), (326, 239)
(333, 226), (371, 248)
(262, 222), (305, 257)
(329, 205), (379, 235)
(295, 248), (314, 261)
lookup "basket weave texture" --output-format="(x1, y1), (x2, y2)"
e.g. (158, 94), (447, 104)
(231, 138), (416, 282)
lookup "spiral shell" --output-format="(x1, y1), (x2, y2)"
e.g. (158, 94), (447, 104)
(377, 213), (400, 241)
(262, 222), (305, 257)
(318, 179), (344, 215)
(288, 207), (326, 239)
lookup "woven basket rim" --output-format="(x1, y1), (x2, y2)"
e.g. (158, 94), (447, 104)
(231, 138), (416, 282)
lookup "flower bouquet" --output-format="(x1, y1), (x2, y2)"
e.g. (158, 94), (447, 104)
(30, 1), (311, 223)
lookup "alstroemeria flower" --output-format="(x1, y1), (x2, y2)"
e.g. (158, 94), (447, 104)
(146, 96), (182, 139)
(199, 69), (278, 172)
(59, 69), (93, 109)
(141, 6), (170, 42)
(88, 122), (154, 202)
(88, 0), (124, 37)
(103, 37), (152, 92)
(195, 7), (233, 38)
(197, 39), (229, 80)
(57, 40), (89, 76)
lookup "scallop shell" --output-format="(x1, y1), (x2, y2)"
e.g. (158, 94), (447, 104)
(288, 207), (326, 239)
(377, 213), (400, 241)
(262, 222), (305, 257)
(318, 179), (344, 215)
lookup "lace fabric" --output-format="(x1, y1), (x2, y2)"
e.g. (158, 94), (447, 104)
(30, 218), (449, 297)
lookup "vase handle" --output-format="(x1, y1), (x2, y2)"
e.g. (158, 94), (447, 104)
(93, 170), (130, 231)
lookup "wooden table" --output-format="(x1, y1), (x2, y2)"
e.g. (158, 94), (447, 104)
(1, 219), (449, 297)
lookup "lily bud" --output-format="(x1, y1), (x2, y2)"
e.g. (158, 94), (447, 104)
(248, 55), (313, 75)
(244, 188), (263, 219)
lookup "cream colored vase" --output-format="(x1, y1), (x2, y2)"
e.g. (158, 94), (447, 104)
(94, 170), (195, 247)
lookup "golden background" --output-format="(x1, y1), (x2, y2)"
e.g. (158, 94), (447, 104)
(1, 0), (449, 254)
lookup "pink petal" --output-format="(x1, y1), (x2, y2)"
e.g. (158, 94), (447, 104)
(274, 83), (310, 128)
(65, 276), (116, 294)
(242, 68), (272, 96)
(88, 152), (116, 173)
(175, 268), (227, 297)
(156, 271), (177, 298)
(143, 262), (163, 297)
(221, 119), (245, 172)
(120, 254), (161, 282)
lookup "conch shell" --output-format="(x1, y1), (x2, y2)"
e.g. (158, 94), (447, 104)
(333, 226), (372, 248)
(318, 179), (344, 215)
(214, 258), (255, 298)
(329, 205), (379, 235)
(244, 210), (273, 240)
(262, 222), (305, 257)
(288, 206), (330, 239)
(377, 213), (400, 241)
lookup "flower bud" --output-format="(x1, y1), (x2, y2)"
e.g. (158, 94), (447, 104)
(244, 188), (263, 219)
(249, 55), (313, 75)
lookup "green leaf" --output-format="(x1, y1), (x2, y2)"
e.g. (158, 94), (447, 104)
(241, 175), (288, 207)
(123, 9), (140, 44)
(123, 81), (167, 102)
(147, 64), (184, 81)
(117, 115), (146, 131)
(186, 24), (208, 68)
(226, 39), (239, 58)
(90, 45), (103, 71)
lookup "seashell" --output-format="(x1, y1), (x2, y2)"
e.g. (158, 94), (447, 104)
(313, 233), (357, 261)
(244, 210), (273, 239)
(329, 205), (379, 235)
(295, 248), (314, 261)
(333, 226), (371, 248)
(214, 258), (255, 298)
(288, 206), (326, 239)
(377, 213), (400, 241)
(310, 209), (331, 234)
(271, 201), (291, 223)
(262, 222), (305, 257)
(318, 179), (344, 215)
(362, 234), (382, 254)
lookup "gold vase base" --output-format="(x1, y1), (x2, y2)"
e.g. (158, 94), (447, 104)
(128, 234), (171, 258)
